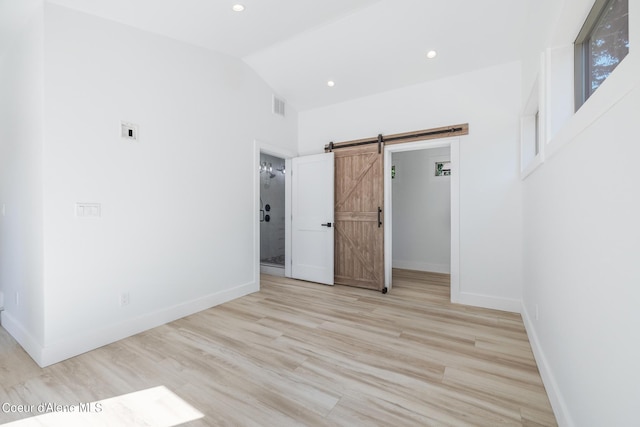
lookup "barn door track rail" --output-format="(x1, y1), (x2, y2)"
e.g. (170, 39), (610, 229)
(325, 123), (469, 152)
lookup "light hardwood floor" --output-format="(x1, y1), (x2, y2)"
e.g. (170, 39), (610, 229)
(0, 270), (556, 426)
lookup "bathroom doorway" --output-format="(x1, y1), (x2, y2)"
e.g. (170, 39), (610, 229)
(259, 153), (286, 276)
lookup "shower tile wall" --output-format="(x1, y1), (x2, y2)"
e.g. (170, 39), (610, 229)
(260, 153), (285, 265)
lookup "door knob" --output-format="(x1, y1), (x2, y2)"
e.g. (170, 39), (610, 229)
(321, 222), (332, 228)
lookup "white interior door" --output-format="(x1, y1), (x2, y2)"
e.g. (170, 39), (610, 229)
(291, 152), (334, 285)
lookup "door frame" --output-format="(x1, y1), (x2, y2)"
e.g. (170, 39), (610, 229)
(253, 140), (296, 288)
(384, 137), (460, 303)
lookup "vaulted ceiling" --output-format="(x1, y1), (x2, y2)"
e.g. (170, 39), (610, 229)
(46, 0), (536, 111)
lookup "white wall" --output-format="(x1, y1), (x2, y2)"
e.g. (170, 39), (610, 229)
(523, 83), (640, 427)
(299, 61), (523, 311)
(521, 1), (640, 426)
(392, 147), (450, 273)
(1, 4), (297, 367)
(0, 0), (45, 356)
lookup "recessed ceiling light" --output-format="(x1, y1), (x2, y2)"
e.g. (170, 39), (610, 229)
(426, 50), (438, 59)
(327, 81), (335, 87)
(232, 4), (245, 12)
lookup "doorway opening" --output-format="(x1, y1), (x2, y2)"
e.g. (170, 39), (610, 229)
(391, 146), (451, 273)
(259, 153), (286, 276)
(384, 138), (460, 303)
(391, 147), (451, 293)
(253, 140), (295, 287)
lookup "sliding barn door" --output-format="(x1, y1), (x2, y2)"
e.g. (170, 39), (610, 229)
(334, 144), (384, 291)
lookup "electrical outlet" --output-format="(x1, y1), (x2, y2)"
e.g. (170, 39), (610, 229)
(121, 122), (138, 141)
(15, 291), (19, 306)
(119, 292), (130, 307)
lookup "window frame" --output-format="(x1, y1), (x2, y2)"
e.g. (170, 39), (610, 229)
(520, 73), (544, 179)
(574, 0), (629, 110)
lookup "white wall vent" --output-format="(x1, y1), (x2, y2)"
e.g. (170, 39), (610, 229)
(272, 95), (286, 117)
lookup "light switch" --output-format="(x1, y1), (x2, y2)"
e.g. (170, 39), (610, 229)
(76, 203), (101, 217)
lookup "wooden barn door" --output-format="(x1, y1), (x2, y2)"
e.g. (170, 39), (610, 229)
(333, 144), (385, 291)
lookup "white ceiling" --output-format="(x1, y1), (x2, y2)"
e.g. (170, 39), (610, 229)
(46, 0), (535, 111)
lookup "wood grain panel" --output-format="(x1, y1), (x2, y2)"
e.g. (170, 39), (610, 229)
(333, 144), (384, 291)
(335, 212), (378, 221)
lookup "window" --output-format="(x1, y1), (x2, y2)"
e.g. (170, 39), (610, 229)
(521, 77), (543, 177)
(534, 111), (540, 156)
(575, 0), (629, 109)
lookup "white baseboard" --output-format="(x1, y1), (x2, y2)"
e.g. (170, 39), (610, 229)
(392, 260), (450, 274)
(4, 281), (258, 368)
(1, 310), (45, 366)
(456, 291), (521, 313)
(521, 303), (573, 427)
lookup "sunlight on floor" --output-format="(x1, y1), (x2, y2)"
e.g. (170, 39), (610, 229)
(2, 386), (203, 426)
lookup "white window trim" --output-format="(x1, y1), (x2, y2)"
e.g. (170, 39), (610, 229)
(547, 50), (638, 161)
(520, 59), (545, 179)
(523, 0), (637, 169)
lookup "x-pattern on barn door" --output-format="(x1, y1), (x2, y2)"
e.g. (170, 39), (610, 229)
(333, 144), (385, 292)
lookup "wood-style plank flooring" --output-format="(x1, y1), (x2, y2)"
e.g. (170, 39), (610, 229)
(0, 270), (556, 426)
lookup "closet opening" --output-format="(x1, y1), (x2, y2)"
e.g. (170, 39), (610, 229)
(384, 138), (460, 302)
(390, 146), (451, 279)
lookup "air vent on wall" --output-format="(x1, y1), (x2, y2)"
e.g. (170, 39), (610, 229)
(272, 95), (286, 117)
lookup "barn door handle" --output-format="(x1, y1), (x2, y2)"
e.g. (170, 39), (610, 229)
(378, 207), (382, 228)
(321, 222), (332, 228)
